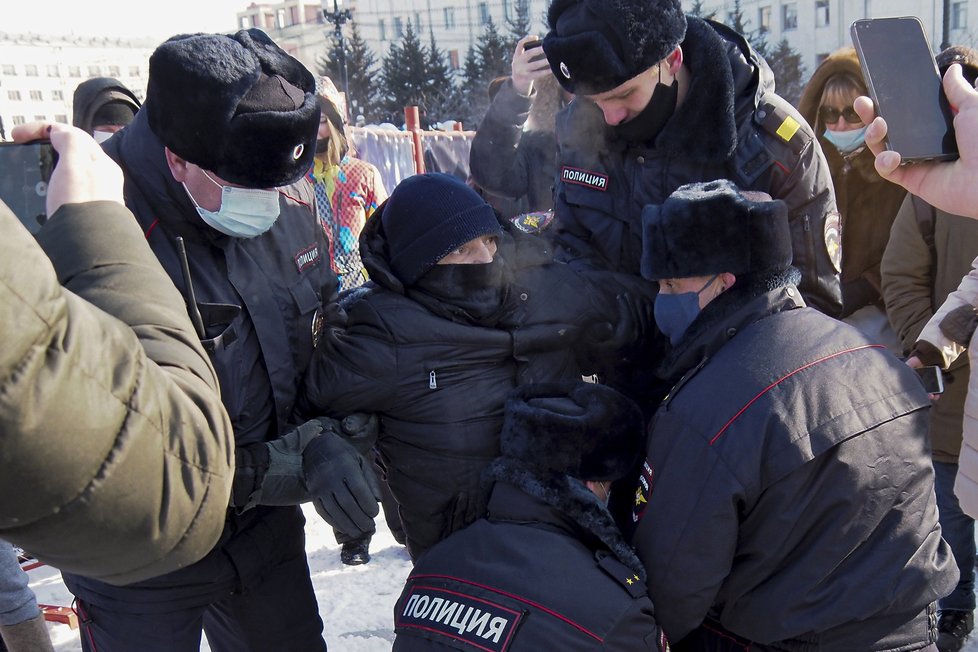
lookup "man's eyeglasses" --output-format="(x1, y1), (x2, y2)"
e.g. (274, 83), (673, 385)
(820, 105), (862, 124)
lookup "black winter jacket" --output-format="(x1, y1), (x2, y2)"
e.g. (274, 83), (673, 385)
(64, 110), (335, 611)
(553, 17), (842, 317)
(631, 282), (956, 649)
(300, 213), (608, 559)
(469, 79), (558, 214)
(393, 477), (659, 651)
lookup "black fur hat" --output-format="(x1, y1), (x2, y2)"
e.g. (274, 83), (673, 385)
(500, 382), (644, 482)
(543, 0), (686, 95)
(641, 179), (792, 280)
(145, 29), (319, 188)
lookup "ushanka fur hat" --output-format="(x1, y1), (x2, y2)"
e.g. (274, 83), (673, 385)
(500, 382), (644, 482)
(641, 179), (793, 280)
(145, 29), (318, 188)
(543, 0), (686, 95)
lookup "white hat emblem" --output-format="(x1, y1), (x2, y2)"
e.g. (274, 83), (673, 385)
(292, 144), (304, 160)
(560, 62), (571, 79)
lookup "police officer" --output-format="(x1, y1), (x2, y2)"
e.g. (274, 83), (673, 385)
(393, 382), (660, 651)
(541, 0), (842, 408)
(62, 30), (379, 652)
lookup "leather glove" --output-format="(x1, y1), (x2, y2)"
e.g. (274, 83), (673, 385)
(940, 303), (978, 347)
(511, 323), (582, 357)
(303, 430), (382, 536)
(586, 293), (655, 355)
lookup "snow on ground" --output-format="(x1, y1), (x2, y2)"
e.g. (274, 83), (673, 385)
(32, 504), (413, 651)
(24, 505), (978, 651)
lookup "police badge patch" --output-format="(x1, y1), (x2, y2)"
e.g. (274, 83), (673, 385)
(823, 211), (842, 274)
(396, 583), (525, 651)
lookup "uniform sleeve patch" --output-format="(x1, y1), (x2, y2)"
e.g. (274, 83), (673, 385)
(775, 116), (801, 143)
(396, 583), (526, 651)
(294, 244), (322, 273)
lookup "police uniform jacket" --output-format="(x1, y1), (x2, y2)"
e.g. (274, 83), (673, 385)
(64, 109), (335, 611)
(299, 215), (608, 559)
(393, 474), (659, 651)
(631, 279), (957, 649)
(553, 17), (842, 317)
(0, 200), (232, 586)
(469, 78), (558, 214)
(798, 47), (907, 317)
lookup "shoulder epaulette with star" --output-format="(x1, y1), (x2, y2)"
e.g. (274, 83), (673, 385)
(596, 552), (647, 598)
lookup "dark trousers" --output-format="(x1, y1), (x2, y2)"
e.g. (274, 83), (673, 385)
(933, 460), (977, 612)
(76, 550), (326, 652)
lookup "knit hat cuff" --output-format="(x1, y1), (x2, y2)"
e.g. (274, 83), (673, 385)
(390, 203), (501, 284)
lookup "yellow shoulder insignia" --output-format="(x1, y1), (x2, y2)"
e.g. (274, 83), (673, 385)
(776, 116), (800, 143)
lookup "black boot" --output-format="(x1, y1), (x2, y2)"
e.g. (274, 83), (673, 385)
(340, 538), (371, 566)
(938, 609), (974, 652)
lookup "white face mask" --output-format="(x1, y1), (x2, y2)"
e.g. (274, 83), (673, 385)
(92, 129), (115, 144)
(184, 170), (281, 238)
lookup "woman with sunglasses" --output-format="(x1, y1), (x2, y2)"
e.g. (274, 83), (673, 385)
(799, 47), (906, 348)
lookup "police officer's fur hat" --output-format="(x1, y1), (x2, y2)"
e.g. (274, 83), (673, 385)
(641, 179), (792, 280)
(499, 382), (644, 482)
(543, 0), (686, 95)
(145, 29), (318, 188)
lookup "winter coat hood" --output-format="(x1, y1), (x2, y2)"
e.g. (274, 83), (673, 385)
(72, 77), (141, 134)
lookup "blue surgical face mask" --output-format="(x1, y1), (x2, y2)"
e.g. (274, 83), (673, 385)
(184, 170), (281, 238)
(654, 274), (719, 346)
(822, 126), (867, 154)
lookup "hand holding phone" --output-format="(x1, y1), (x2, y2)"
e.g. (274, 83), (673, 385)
(914, 364), (945, 395)
(851, 17), (957, 164)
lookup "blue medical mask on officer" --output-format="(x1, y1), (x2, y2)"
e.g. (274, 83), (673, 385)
(654, 274), (720, 346)
(822, 126), (867, 154)
(184, 170), (281, 238)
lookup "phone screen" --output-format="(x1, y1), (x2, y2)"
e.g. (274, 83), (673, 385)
(0, 141), (56, 234)
(914, 365), (945, 394)
(851, 17), (957, 163)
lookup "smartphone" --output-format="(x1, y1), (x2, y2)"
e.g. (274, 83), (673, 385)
(914, 365), (945, 395)
(851, 17), (957, 164)
(0, 140), (57, 234)
(524, 40), (543, 51)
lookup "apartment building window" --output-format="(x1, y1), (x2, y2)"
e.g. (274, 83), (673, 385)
(444, 7), (455, 29)
(29, 90), (43, 101)
(815, 0), (830, 27)
(758, 6), (771, 32)
(264, 12), (275, 28)
(51, 90), (63, 101)
(276, 8), (287, 28)
(290, 5), (300, 25)
(109, 65), (120, 77)
(7, 90), (21, 101)
(953, 1), (968, 29)
(55, 114), (67, 123)
(782, 3), (798, 31)
(449, 49), (460, 69)
(34, 115), (45, 121)
(414, 11), (422, 30)
(502, 0), (510, 23)
(479, 2), (490, 25)
(88, 65), (100, 76)
(68, 65), (80, 77)
(379, 18), (387, 41)
(394, 16), (404, 38)
(46, 65), (59, 77)
(239, 15), (250, 29)
(11, 116), (25, 126)
(25, 64), (38, 77)
(129, 65), (140, 76)
(1, 64), (16, 76)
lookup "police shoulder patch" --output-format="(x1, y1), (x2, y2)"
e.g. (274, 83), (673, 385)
(396, 581), (526, 651)
(595, 552), (647, 599)
(755, 95), (812, 157)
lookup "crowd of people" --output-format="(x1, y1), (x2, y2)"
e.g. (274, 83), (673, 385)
(6, 0), (978, 649)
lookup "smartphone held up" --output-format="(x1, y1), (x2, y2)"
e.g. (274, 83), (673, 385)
(851, 16), (958, 164)
(0, 140), (57, 234)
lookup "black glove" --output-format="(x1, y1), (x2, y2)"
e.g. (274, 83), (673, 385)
(303, 431), (382, 536)
(586, 293), (655, 355)
(511, 323), (582, 357)
(940, 304), (978, 347)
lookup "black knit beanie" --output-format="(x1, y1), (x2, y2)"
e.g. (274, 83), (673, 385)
(381, 173), (501, 286)
(543, 0), (686, 94)
(92, 101), (137, 128)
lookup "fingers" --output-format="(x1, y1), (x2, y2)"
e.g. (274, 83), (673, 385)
(905, 356), (923, 369)
(942, 63), (978, 112)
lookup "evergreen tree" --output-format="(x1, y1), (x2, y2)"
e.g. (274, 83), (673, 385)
(688, 0), (717, 20)
(456, 19), (513, 127)
(459, 46), (490, 128)
(505, 0), (533, 51)
(766, 38), (806, 106)
(423, 32), (462, 124)
(345, 20), (383, 123)
(477, 18), (512, 84)
(314, 41), (342, 86)
(724, 0), (750, 35)
(380, 21), (430, 124)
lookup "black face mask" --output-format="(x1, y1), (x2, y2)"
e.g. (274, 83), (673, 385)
(315, 137), (330, 155)
(412, 257), (509, 325)
(614, 79), (678, 143)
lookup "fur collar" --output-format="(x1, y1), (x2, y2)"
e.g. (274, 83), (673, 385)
(486, 459), (646, 579)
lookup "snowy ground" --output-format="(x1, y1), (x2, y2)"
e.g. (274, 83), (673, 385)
(24, 505), (978, 651)
(32, 504), (414, 651)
